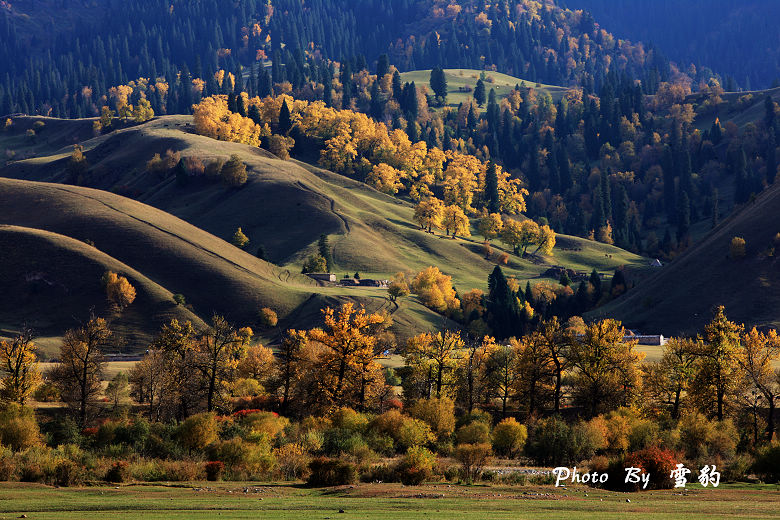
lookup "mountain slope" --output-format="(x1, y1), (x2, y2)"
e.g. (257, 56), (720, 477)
(597, 181), (780, 336)
(1, 115), (649, 293)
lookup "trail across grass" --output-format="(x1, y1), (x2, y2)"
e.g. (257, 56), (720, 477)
(1, 482), (778, 519)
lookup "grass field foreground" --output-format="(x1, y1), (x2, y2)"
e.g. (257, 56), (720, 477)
(0, 482), (779, 519)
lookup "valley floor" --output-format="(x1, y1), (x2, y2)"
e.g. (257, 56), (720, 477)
(1, 481), (778, 519)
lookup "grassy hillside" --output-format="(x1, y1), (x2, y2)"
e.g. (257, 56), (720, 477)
(0, 116), (646, 287)
(598, 179), (780, 336)
(0, 115), (651, 349)
(690, 86), (780, 132)
(0, 225), (203, 357)
(400, 68), (568, 108)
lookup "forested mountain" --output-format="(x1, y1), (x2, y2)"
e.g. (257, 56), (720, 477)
(0, 0), (674, 118)
(563, 0), (780, 91)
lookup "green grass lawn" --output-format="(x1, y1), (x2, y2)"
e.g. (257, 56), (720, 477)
(0, 482), (778, 519)
(400, 68), (568, 108)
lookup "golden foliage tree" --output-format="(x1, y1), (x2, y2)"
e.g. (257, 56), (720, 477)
(0, 329), (41, 404)
(221, 154), (248, 187)
(487, 342), (522, 416)
(441, 205), (471, 238)
(367, 163), (404, 194)
(306, 303), (385, 409)
(103, 271), (137, 310)
(405, 330), (465, 399)
(197, 316), (251, 412)
(414, 197), (444, 232)
(231, 227), (250, 248)
(738, 328), (780, 440)
(569, 319), (644, 417)
(644, 337), (698, 419)
(456, 336), (497, 413)
(501, 218), (539, 255)
(410, 266), (460, 313)
(691, 306), (743, 421)
(478, 212), (503, 242)
(132, 98), (155, 122)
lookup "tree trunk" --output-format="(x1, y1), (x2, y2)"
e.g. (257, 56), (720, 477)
(673, 387), (682, 419)
(767, 396), (776, 442)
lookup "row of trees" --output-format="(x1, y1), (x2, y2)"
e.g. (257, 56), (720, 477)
(4, 302), (775, 445)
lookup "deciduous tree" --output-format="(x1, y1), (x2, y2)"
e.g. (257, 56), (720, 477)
(0, 329), (41, 404)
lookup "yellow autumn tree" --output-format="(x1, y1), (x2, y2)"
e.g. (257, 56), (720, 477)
(441, 205), (471, 238)
(569, 319), (644, 417)
(443, 151), (482, 212)
(132, 98), (155, 122)
(367, 163), (404, 194)
(306, 303), (385, 409)
(478, 212), (503, 242)
(0, 329), (41, 404)
(414, 197), (444, 232)
(103, 271), (136, 310)
(405, 330), (465, 398)
(197, 316), (250, 412)
(410, 266), (460, 313)
(501, 219), (540, 255)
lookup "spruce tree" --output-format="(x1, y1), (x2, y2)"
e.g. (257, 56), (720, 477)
(485, 160), (500, 213)
(376, 54), (390, 79)
(318, 234), (334, 272)
(767, 128), (777, 185)
(486, 266), (522, 340)
(278, 99), (292, 135)
(474, 79), (486, 107)
(430, 67), (448, 104)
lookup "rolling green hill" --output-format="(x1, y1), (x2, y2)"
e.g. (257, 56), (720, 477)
(0, 115), (651, 350)
(400, 68), (568, 108)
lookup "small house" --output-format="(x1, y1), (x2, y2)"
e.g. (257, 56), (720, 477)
(307, 273), (336, 283)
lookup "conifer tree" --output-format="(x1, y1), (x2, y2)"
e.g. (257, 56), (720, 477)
(484, 161), (500, 213)
(474, 79), (486, 107)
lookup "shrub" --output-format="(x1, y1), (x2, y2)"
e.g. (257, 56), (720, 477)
(259, 307), (278, 327)
(456, 421), (490, 445)
(753, 443), (780, 482)
(395, 446), (436, 485)
(323, 428), (366, 456)
(626, 447), (678, 490)
(33, 381), (59, 402)
(106, 460), (130, 483)
(205, 461), (224, 481)
(241, 411), (289, 441)
(730, 236), (746, 259)
(274, 443), (310, 480)
(454, 443), (493, 483)
(159, 460), (203, 481)
(370, 409), (434, 452)
(306, 457), (358, 486)
(221, 154), (248, 187)
(527, 417), (599, 466)
(183, 156), (206, 176)
(0, 404), (41, 451)
(54, 459), (86, 487)
(207, 437), (275, 476)
(408, 398), (455, 440)
(173, 293), (186, 305)
(267, 134), (295, 160)
(205, 158), (226, 178)
(177, 413), (219, 453)
(330, 408), (369, 434)
(492, 418), (528, 458)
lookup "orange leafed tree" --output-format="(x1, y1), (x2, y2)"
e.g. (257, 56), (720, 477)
(307, 303), (385, 409)
(103, 271), (136, 310)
